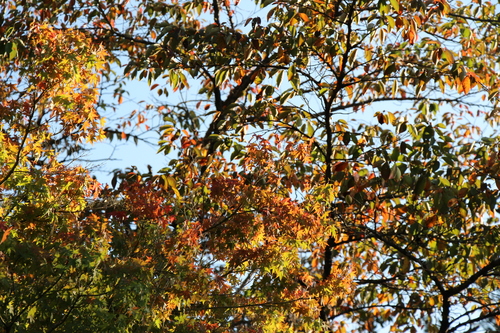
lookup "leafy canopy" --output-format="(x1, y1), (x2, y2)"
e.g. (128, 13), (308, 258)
(2, 0), (500, 332)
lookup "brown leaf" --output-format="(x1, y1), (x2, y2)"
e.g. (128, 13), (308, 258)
(333, 161), (349, 172)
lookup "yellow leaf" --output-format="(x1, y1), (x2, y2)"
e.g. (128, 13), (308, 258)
(389, 0), (400, 12)
(442, 49), (455, 64)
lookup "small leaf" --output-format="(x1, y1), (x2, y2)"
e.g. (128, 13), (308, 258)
(389, 0), (400, 12)
(27, 306), (37, 322)
(413, 175), (427, 195)
(275, 70), (284, 88)
(392, 80), (398, 97)
(462, 76), (471, 94)
(215, 69), (229, 86)
(439, 177), (450, 187)
(377, 113), (386, 124)
(287, 64), (296, 81)
(333, 161), (349, 172)
(167, 176), (181, 197)
(0, 227), (12, 244)
(111, 174), (118, 189)
(389, 164), (401, 181)
(298, 12), (309, 22)
(441, 49), (454, 64)
(8, 42), (18, 60)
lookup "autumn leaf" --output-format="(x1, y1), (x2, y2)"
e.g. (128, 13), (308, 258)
(333, 161), (349, 172)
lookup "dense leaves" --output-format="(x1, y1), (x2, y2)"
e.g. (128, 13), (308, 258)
(2, 0), (500, 331)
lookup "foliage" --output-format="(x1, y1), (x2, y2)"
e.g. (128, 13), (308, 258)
(0, 22), (111, 332)
(2, 0), (500, 332)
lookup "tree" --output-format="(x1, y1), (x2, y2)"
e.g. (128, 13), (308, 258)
(0, 22), (113, 331)
(2, 0), (500, 332)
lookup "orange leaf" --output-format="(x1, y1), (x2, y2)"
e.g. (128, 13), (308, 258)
(462, 76), (471, 94)
(1, 227), (12, 244)
(298, 12), (310, 22)
(312, 257), (318, 268)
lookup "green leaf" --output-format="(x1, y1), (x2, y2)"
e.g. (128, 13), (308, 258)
(8, 42), (18, 60)
(276, 70), (284, 87)
(215, 68), (230, 86)
(414, 175), (427, 195)
(389, 163), (402, 181)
